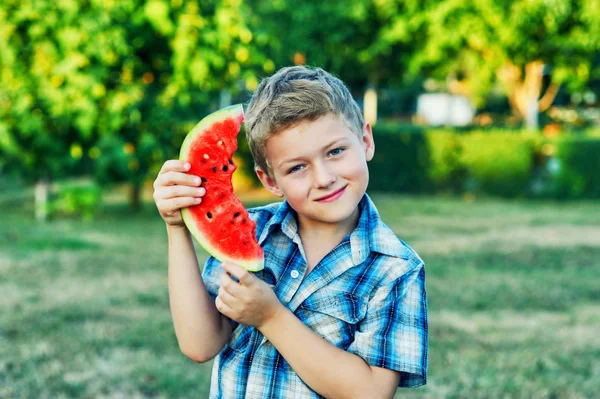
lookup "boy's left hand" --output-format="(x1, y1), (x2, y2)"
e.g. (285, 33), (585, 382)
(216, 262), (283, 329)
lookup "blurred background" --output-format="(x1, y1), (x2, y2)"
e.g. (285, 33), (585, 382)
(1, 0), (599, 397)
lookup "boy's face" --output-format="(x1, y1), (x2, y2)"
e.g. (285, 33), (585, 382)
(256, 113), (374, 231)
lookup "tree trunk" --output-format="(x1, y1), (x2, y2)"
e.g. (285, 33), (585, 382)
(35, 178), (49, 222)
(363, 84), (378, 125)
(497, 60), (559, 130)
(130, 182), (142, 211)
(525, 96), (539, 130)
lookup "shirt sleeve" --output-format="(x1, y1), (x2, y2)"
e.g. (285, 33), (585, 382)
(346, 261), (428, 388)
(201, 255), (221, 301)
(201, 256), (239, 329)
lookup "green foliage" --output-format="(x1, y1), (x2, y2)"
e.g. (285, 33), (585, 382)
(367, 127), (433, 193)
(550, 137), (600, 198)
(368, 125), (600, 198)
(458, 132), (537, 197)
(406, 0), (600, 105)
(50, 181), (102, 221)
(2, 0), (600, 210)
(370, 122), (425, 136)
(425, 130), (466, 193)
(235, 126), (261, 187)
(247, 0), (424, 90)
(0, 0), (269, 205)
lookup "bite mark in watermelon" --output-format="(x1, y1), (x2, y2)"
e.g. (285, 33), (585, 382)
(180, 104), (264, 272)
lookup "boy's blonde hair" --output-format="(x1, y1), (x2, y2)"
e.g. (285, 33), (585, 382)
(245, 66), (364, 176)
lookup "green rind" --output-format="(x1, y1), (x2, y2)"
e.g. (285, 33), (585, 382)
(179, 104), (264, 272)
(179, 104), (244, 161)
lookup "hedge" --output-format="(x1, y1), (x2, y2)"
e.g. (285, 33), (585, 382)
(368, 126), (599, 199)
(234, 123), (600, 199)
(550, 137), (600, 199)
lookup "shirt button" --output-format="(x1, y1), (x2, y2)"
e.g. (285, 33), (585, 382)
(290, 270), (300, 279)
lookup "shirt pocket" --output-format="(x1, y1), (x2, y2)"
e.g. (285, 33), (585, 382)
(298, 290), (367, 349)
(227, 323), (252, 354)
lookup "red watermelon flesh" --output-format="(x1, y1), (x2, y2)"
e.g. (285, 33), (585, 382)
(180, 104), (264, 271)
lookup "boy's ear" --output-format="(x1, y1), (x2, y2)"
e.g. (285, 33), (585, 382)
(362, 122), (375, 162)
(255, 167), (284, 198)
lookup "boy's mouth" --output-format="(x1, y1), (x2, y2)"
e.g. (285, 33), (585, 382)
(315, 185), (347, 202)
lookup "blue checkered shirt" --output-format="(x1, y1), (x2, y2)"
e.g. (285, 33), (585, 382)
(202, 194), (428, 398)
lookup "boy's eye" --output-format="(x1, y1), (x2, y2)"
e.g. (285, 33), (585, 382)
(327, 147), (345, 157)
(287, 164), (304, 174)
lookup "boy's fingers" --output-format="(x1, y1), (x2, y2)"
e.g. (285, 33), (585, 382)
(220, 271), (242, 295)
(158, 197), (201, 213)
(159, 185), (205, 200)
(159, 160), (190, 174)
(215, 296), (234, 317)
(157, 171), (202, 188)
(222, 262), (252, 285)
(218, 286), (238, 307)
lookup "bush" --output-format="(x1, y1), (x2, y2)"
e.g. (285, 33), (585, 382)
(50, 181), (102, 221)
(368, 126), (433, 193)
(550, 137), (600, 199)
(457, 131), (537, 197)
(370, 126), (538, 197)
(234, 121), (599, 199)
(425, 130), (465, 193)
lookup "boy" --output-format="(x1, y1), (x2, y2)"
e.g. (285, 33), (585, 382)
(153, 66), (428, 398)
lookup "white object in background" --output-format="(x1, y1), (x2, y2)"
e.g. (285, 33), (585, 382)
(416, 93), (475, 126)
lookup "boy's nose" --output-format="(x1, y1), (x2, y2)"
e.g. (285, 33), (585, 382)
(312, 162), (336, 188)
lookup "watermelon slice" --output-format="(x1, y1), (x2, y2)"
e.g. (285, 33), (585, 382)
(180, 104), (264, 272)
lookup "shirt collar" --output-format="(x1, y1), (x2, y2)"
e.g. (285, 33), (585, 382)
(257, 193), (406, 263)
(257, 200), (297, 246)
(358, 193), (407, 260)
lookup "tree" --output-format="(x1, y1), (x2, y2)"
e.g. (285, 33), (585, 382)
(0, 0), (271, 215)
(404, 0), (600, 128)
(248, 0), (424, 123)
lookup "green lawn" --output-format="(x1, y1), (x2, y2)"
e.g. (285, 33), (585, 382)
(1, 193), (599, 398)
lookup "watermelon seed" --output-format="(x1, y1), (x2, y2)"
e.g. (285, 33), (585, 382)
(222, 165), (228, 172)
(218, 140), (223, 146)
(211, 166), (217, 172)
(233, 212), (240, 218)
(201, 177), (207, 183)
(207, 212), (213, 219)
(228, 159), (234, 165)
(203, 154), (210, 159)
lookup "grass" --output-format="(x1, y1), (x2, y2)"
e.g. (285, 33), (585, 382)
(1, 192), (599, 398)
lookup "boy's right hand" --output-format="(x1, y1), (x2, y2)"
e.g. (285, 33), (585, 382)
(153, 160), (206, 226)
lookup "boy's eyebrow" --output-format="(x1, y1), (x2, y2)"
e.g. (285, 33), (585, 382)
(277, 137), (348, 168)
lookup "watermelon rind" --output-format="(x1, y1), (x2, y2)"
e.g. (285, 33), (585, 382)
(181, 220), (264, 272)
(179, 104), (264, 272)
(179, 104), (244, 161)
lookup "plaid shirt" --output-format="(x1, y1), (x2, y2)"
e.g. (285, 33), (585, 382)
(202, 194), (428, 398)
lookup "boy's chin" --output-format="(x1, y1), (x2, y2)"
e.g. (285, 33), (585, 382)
(304, 202), (361, 225)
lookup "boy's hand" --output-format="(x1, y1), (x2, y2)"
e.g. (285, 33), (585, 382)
(216, 262), (283, 329)
(153, 160), (206, 226)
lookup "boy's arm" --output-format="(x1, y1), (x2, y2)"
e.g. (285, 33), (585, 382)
(218, 262), (402, 398)
(153, 159), (232, 363)
(167, 224), (232, 363)
(259, 307), (400, 399)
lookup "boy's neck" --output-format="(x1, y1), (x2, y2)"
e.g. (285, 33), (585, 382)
(297, 207), (360, 271)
